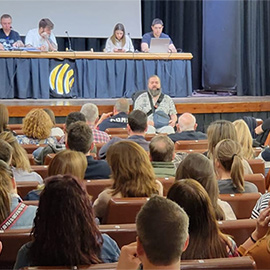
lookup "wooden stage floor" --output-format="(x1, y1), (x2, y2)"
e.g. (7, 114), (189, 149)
(2, 95), (270, 117)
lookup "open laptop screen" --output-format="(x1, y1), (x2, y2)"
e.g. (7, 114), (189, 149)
(149, 38), (170, 53)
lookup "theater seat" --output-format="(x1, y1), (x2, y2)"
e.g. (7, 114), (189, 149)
(105, 128), (128, 135)
(156, 177), (174, 196)
(244, 173), (266, 194)
(30, 165), (48, 179)
(21, 144), (46, 154)
(174, 140), (208, 151)
(219, 193), (261, 219)
(218, 219), (256, 246)
(16, 181), (39, 198)
(102, 197), (149, 224)
(247, 159), (265, 175)
(85, 179), (113, 202)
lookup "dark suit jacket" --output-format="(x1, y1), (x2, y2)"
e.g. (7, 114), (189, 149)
(168, 130), (207, 143)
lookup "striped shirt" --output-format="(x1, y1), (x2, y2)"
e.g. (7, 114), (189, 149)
(251, 192), (270, 219)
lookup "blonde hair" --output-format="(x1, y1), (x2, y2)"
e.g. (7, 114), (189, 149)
(0, 160), (13, 224)
(107, 141), (159, 197)
(48, 150), (87, 180)
(233, 119), (254, 159)
(207, 120), (238, 160)
(214, 139), (245, 193)
(0, 104), (9, 133)
(22, 109), (53, 139)
(0, 131), (31, 171)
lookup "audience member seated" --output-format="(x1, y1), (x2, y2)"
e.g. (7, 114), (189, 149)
(176, 152), (236, 220)
(167, 179), (239, 259)
(25, 18), (57, 51)
(14, 175), (120, 269)
(116, 196), (189, 270)
(99, 110), (149, 159)
(94, 141), (163, 221)
(254, 116), (270, 146)
(105, 23), (134, 53)
(0, 142), (37, 230)
(207, 119), (253, 174)
(0, 103), (15, 135)
(238, 200), (270, 269)
(25, 149), (87, 200)
(233, 119), (255, 159)
(67, 121), (111, 179)
(0, 132), (43, 184)
(214, 139), (258, 194)
(16, 109), (57, 146)
(168, 113), (207, 143)
(43, 108), (64, 137)
(80, 103), (110, 143)
(97, 98), (129, 131)
(149, 135), (176, 177)
(251, 191), (270, 219)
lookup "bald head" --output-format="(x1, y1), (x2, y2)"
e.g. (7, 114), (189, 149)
(178, 113), (197, 132)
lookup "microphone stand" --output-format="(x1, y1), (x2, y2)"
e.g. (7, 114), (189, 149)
(65, 31), (73, 52)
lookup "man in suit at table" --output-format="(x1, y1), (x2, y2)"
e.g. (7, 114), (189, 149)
(168, 112), (207, 143)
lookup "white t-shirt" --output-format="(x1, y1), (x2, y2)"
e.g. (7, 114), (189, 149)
(105, 35), (134, 52)
(25, 28), (57, 51)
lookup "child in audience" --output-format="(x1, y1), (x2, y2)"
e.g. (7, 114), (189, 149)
(176, 152), (236, 220)
(167, 179), (239, 259)
(93, 141), (163, 221)
(214, 139), (258, 194)
(14, 175), (120, 269)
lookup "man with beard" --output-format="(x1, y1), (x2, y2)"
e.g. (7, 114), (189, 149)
(134, 75), (177, 134)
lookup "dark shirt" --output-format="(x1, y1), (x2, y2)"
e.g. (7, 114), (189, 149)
(0, 29), (21, 50)
(85, 155), (111, 179)
(141, 32), (173, 47)
(98, 112), (128, 131)
(168, 130), (207, 143)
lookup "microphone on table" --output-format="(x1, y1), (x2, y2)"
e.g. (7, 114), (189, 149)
(65, 31), (73, 52)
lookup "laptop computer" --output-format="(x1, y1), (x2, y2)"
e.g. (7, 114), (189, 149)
(149, 38), (170, 53)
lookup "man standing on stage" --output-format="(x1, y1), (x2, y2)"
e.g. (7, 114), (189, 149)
(0, 14), (24, 50)
(141, 18), (177, 53)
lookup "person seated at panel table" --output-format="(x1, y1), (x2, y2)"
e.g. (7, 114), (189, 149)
(105, 23), (134, 53)
(0, 14), (24, 51)
(141, 18), (177, 53)
(25, 18), (57, 52)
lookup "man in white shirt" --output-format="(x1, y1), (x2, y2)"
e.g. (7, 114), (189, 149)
(25, 18), (57, 51)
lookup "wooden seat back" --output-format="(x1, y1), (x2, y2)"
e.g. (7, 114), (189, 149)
(102, 197), (148, 224)
(84, 179), (113, 202)
(218, 219), (256, 246)
(247, 159), (265, 175)
(174, 140), (208, 151)
(16, 181), (39, 198)
(30, 165), (48, 179)
(44, 153), (56, 165)
(105, 128), (128, 135)
(156, 177), (175, 196)
(244, 173), (266, 194)
(27, 154), (36, 165)
(21, 144), (46, 154)
(219, 193), (260, 219)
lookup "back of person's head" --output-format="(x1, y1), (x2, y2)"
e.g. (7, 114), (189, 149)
(107, 141), (158, 197)
(128, 110), (147, 133)
(176, 153), (224, 220)
(65, 112), (86, 130)
(39, 18), (54, 29)
(22, 109), (53, 140)
(151, 18), (163, 26)
(214, 139), (244, 193)
(178, 113), (196, 131)
(233, 119), (254, 159)
(114, 98), (129, 114)
(0, 131), (31, 172)
(136, 195), (189, 266)
(167, 179), (228, 260)
(48, 149), (87, 180)
(43, 108), (56, 126)
(149, 135), (174, 162)
(0, 104), (9, 133)
(80, 103), (99, 124)
(0, 139), (13, 164)
(0, 160), (13, 224)
(207, 120), (237, 159)
(30, 175), (102, 266)
(67, 121), (93, 154)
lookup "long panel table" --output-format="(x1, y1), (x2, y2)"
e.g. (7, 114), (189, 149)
(0, 51), (193, 99)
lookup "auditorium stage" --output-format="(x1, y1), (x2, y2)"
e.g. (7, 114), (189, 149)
(3, 95), (270, 118)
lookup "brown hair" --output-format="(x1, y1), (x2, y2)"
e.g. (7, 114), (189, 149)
(0, 104), (9, 133)
(22, 109), (53, 139)
(43, 108), (56, 125)
(110, 23), (126, 47)
(48, 150), (87, 180)
(214, 139), (245, 193)
(167, 179), (230, 259)
(0, 131), (31, 171)
(0, 139), (13, 163)
(107, 141), (159, 197)
(176, 153), (225, 220)
(39, 18), (54, 29)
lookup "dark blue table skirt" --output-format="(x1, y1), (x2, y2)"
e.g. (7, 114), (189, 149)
(0, 58), (192, 99)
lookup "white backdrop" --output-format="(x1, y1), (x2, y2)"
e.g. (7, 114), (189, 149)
(0, 0), (142, 38)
